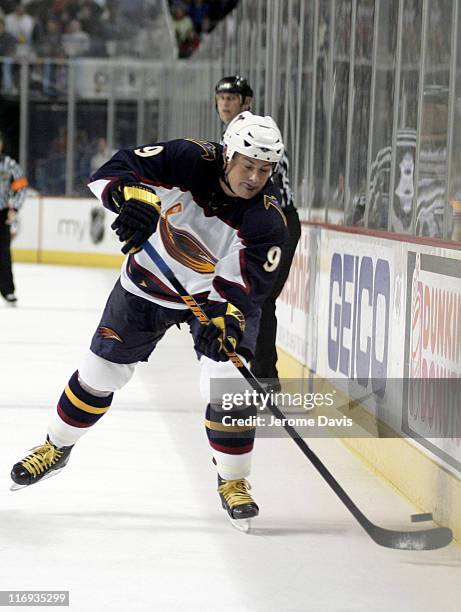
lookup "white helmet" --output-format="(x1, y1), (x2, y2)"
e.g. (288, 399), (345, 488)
(223, 111), (284, 164)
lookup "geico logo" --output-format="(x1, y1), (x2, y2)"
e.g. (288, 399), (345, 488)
(328, 252), (390, 396)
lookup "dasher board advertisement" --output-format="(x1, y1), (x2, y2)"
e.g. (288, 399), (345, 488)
(403, 251), (461, 473)
(40, 198), (121, 254)
(316, 230), (406, 433)
(318, 232), (397, 386)
(276, 224), (319, 368)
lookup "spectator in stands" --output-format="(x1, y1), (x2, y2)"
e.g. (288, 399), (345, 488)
(0, 16), (16, 93)
(35, 125), (66, 194)
(5, 1), (35, 56)
(99, 0), (131, 55)
(0, 0), (17, 16)
(206, 0), (238, 32)
(90, 137), (113, 174)
(117, 0), (145, 21)
(62, 18), (90, 57)
(188, 0), (209, 34)
(0, 16), (15, 54)
(35, 19), (65, 94)
(167, 0), (239, 55)
(28, 0), (72, 36)
(170, 1), (199, 58)
(35, 18), (64, 57)
(74, 0), (104, 37)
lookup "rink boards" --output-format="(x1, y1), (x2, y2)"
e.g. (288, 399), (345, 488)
(276, 221), (461, 542)
(11, 195), (124, 267)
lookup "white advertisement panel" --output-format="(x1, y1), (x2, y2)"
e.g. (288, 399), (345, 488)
(12, 193), (40, 250)
(315, 230), (405, 431)
(74, 59), (160, 99)
(403, 249), (461, 473)
(40, 198), (121, 255)
(276, 224), (318, 368)
(317, 231), (398, 382)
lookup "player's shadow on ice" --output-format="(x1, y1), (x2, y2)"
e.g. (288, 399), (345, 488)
(0, 509), (347, 539)
(247, 526), (348, 537)
(403, 559), (461, 568)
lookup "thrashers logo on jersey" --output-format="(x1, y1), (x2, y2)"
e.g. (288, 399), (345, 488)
(263, 194), (277, 208)
(185, 139), (218, 161)
(159, 206), (218, 274)
(264, 194), (287, 226)
(98, 327), (124, 342)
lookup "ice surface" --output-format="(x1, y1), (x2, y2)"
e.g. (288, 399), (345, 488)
(1, 264), (460, 612)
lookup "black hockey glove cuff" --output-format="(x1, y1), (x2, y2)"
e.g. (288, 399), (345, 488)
(109, 182), (161, 254)
(194, 302), (246, 362)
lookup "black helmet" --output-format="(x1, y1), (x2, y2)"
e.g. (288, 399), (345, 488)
(215, 75), (253, 99)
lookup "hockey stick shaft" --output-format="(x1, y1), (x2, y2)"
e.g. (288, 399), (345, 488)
(143, 242), (452, 550)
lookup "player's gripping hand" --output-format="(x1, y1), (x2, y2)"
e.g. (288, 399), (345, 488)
(109, 182), (161, 254)
(195, 302), (246, 362)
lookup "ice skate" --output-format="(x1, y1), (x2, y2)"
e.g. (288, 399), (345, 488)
(10, 437), (73, 491)
(2, 293), (17, 306)
(218, 475), (259, 532)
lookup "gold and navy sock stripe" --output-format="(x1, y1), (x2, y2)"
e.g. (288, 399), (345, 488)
(57, 371), (113, 428)
(204, 403), (256, 455)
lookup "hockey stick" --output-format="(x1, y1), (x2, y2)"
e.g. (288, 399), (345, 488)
(143, 242), (453, 551)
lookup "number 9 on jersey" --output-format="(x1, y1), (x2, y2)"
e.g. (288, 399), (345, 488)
(263, 246), (282, 272)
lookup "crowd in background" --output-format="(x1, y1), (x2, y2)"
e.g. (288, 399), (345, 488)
(168, 0), (237, 58)
(0, 0), (239, 72)
(33, 130), (115, 195)
(0, 0), (138, 65)
(0, 0), (240, 194)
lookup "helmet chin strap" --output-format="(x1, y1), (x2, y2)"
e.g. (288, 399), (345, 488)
(222, 173), (238, 196)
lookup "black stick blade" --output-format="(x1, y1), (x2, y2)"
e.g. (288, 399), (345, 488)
(411, 513), (433, 523)
(368, 524), (453, 551)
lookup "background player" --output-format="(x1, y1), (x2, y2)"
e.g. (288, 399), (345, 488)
(214, 76), (301, 391)
(10, 113), (288, 529)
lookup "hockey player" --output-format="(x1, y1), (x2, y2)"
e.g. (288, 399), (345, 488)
(10, 113), (288, 528)
(214, 76), (301, 391)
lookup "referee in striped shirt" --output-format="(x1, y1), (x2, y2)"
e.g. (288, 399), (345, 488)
(0, 131), (28, 305)
(214, 76), (301, 391)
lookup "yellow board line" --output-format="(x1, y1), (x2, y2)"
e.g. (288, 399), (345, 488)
(13, 249), (124, 268)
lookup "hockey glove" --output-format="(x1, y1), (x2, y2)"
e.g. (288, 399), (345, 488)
(194, 302), (246, 362)
(110, 182), (161, 254)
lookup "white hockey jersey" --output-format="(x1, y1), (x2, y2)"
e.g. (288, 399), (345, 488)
(88, 139), (288, 316)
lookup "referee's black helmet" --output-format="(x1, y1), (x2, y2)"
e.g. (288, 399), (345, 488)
(214, 76), (254, 99)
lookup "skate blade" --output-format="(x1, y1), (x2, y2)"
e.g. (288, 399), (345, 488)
(10, 466), (65, 491)
(228, 517), (251, 533)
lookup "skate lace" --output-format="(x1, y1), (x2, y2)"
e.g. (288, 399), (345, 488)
(218, 479), (254, 508)
(21, 441), (63, 477)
